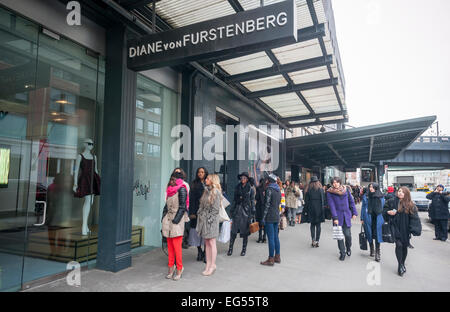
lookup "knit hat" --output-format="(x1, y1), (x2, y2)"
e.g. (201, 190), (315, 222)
(268, 173), (278, 183)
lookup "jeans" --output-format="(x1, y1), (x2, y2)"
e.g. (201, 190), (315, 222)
(337, 220), (352, 254)
(287, 208), (297, 221)
(265, 222), (280, 257)
(310, 223), (321, 241)
(434, 219), (448, 241)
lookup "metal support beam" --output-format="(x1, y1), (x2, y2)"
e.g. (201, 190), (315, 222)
(289, 118), (348, 129)
(307, 0), (344, 114)
(224, 55), (333, 83)
(368, 136), (374, 162)
(227, 0), (244, 12)
(282, 110), (347, 123)
(246, 78), (338, 99)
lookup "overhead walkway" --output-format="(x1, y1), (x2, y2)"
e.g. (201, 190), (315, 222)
(387, 136), (450, 169)
(286, 116), (437, 169)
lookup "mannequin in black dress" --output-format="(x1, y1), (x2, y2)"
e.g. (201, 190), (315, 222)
(73, 138), (101, 235)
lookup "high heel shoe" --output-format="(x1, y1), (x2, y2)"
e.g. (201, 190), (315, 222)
(173, 267), (184, 281)
(166, 266), (176, 279)
(203, 266), (216, 276)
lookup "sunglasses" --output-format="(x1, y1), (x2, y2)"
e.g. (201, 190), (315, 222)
(86, 142), (94, 146)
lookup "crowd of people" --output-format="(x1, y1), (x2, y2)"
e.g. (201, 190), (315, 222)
(160, 167), (449, 280)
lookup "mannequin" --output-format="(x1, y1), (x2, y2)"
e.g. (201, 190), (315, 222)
(73, 138), (101, 235)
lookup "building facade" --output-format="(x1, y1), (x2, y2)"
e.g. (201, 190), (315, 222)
(0, 0), (357, 291)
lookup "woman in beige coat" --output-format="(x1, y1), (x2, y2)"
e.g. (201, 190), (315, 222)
(196, 174), (221, 276)
(162, 172), (190, 280)
(285, 181), (300, 226)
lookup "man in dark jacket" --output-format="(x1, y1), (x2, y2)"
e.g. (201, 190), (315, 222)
(260, 174), (282, 266)
(427, 185), (450, 242)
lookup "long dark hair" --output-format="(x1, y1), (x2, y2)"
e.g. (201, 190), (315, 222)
(398, 187), (416, 214)
(305, 181), (322, 193)
(368, 183), (383, 198)
(193, 167), (208, 184)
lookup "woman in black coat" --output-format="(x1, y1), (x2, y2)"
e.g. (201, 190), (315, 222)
(255, 179), (267, 243)
(366, 183), (384, 262)
(228, 172), (255, 257)
(383, 186), (422, 277)
(188, 167), (208, 261)
(304, 176), (325, 248)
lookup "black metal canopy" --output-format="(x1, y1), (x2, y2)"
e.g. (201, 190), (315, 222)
(79, 0), (348, 129)
(286, 116), (437, 168)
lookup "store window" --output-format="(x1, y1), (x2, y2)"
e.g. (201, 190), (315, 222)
(132, 75), (179, 249)
(0, 7), (105, 291)
(147, 121), (160, 137)
(136, 117), (144, 133)
(136, 141), (144, 155)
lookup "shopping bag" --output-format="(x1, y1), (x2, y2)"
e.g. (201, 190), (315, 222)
(332, 225), (344, 240)
(382, 222), (395, 244)
(219, 196), (230, 223)
(218, 220), (231, 243)
(249, 221), (259, 234)
(359, 225), (368, 250)
(279, 215), (287, 230)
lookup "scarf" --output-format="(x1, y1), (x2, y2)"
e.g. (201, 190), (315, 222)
(166, 179), (189, 210)
(236, 182), (251, 205)
(327, 185), (348, 196)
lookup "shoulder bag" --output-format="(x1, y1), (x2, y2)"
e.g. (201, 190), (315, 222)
(359, 225), (368, 250)
(219, 195), (230, 223)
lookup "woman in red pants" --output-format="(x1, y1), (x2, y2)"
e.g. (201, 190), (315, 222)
(162, 172), (189, 280)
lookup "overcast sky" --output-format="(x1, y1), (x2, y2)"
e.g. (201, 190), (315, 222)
(331, 0), (450, 136)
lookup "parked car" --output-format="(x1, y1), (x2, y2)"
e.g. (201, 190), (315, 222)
(410, 191), (431, 211)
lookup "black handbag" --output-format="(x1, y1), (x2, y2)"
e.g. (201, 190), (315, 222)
(300, 203), (310, 224)
(359, 225), (368, 250)
(382, 221), (395, 244)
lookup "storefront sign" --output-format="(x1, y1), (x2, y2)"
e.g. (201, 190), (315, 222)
(127, 0), (297, 70)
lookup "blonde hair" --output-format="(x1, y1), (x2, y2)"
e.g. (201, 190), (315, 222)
(206, 174), (222, 203)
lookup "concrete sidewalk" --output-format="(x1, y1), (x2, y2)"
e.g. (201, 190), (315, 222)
(27, 210), (450, 292)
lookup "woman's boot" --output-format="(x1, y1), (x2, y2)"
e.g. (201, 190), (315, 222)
(369, 242), (375, 257)
(260, 257), (275, 266)
(257, 228), (263, 243)
(375, 244), (381, 262)
(241, 236), (248, 256)
(196, 247), (203, 261)
(227, 235), (235, 256)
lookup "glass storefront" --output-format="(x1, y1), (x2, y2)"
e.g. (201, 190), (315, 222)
(132, 75), (179, 250)
(0, 7), (104, 291)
